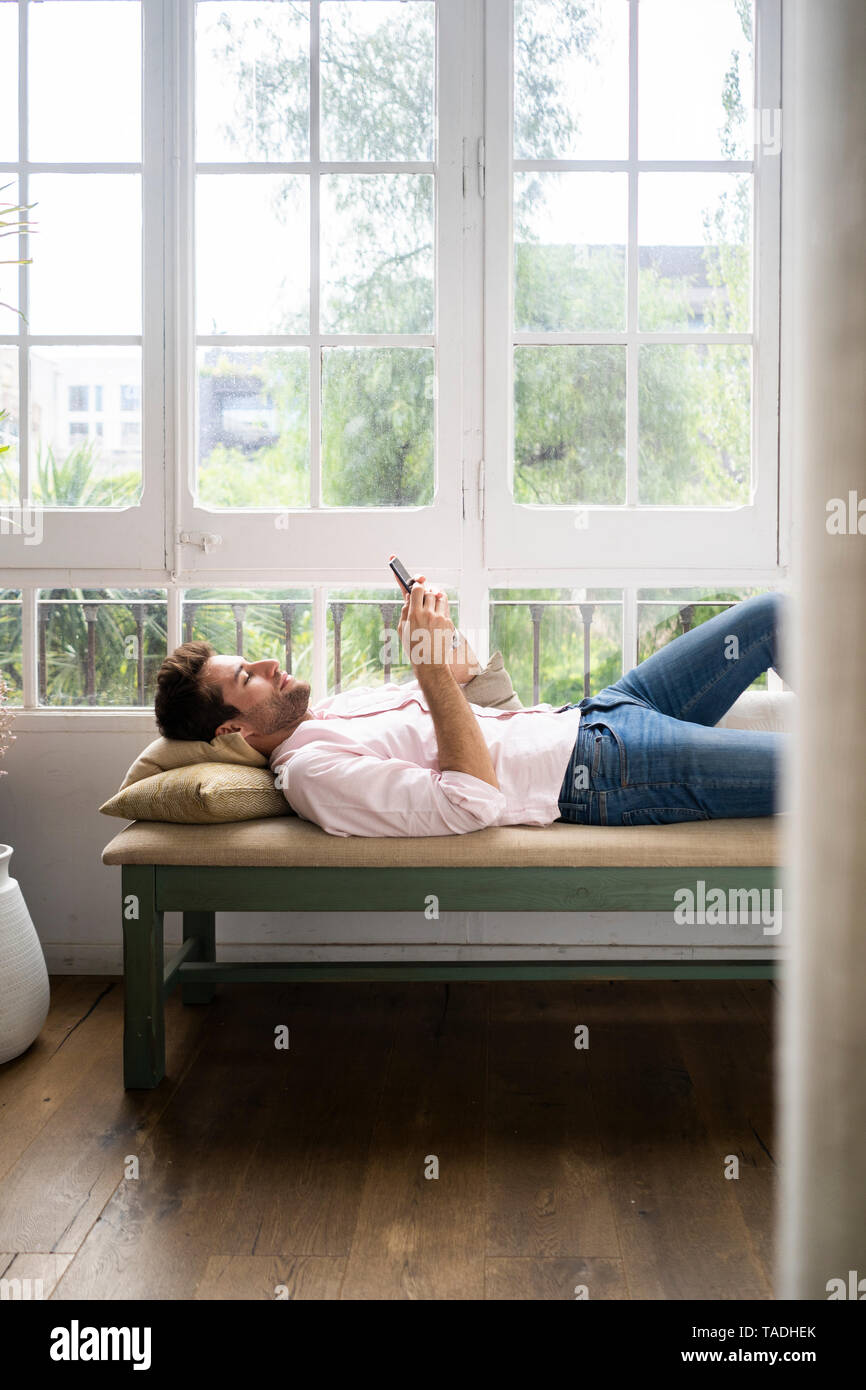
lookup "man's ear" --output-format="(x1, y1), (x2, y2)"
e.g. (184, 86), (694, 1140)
(214, 719), (250, 739)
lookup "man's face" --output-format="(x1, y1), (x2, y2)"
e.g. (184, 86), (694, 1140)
(205, 655), (311, 737)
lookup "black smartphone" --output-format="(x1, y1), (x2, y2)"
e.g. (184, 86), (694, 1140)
(388, 555), (417, 595)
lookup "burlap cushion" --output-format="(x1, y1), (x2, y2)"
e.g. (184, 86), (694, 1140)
(461, 651), (523, 709)
(119, 731), (268, 789)
(100, 763), (289, 824)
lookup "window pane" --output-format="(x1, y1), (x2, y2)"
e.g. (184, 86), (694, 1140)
(0, 346), (19, 506)
(29, 1), (141, 162)
(196, 174), (309, 334)
(638, 344), (751, 505)
(490, 590), (623, 705)
(639, 0), (754, 160)
(30, 347), (142, 507)
(326, 589), (421, 694)
(0, 3), (16, 160)
(182, 591), (313, 688)
(196, 1), (309, 162)
(321, 347), (433, 507)
(515, 172), (627, 332)
(28, 175), (141, 334)
(38, 590), (167, 707)
(0, 178), (21, 330)
(514, 345), (626, 505)
(638, 588), (770, 689)
(196, 347), (309, 509)
(514, 0), (629, 160)
(0, 590), (23, 704)
(320, 0), (435, 162)
(639, 174), (752, 332)
(321, 174), (433, 334)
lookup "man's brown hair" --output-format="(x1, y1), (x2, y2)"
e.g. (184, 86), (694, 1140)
(154, 640), (239, 742)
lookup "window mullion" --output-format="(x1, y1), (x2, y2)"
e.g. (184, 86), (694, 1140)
(626, 0), (639, 509)
(310, 0), (321, 510)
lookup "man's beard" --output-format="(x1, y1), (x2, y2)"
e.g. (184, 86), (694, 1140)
(245, 680), (311, 736)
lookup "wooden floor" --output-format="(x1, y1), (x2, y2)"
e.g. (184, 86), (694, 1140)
(0, 974), (777, 1301)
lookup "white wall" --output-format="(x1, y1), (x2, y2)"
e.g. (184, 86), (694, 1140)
(1, 718), (781, 973)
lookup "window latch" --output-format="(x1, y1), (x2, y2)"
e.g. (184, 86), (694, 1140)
(178, 530), (223, 554)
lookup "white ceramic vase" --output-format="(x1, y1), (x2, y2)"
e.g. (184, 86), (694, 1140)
(0, 844), (50, 1064)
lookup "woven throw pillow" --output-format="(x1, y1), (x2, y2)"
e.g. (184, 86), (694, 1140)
(120, 731), (267, 789)
(100, 763), (289, 824)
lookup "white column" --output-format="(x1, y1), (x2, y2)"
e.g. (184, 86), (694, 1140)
(779, 0), (866, 1299)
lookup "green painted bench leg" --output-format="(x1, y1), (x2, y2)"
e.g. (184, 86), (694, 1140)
(182, 911), (216, 1005)
(121, 865), (165, 1089)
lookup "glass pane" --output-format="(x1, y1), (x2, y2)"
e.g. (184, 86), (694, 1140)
(638, 587), (769, 689)
(639, 0), (754, 160)
(182, 590), (313, 687)
(30, 346), (142, 507)
(196, 174), (308, 334)
(1, 178), (22, 330)
(28, 175), (141, 334)
(320, 0), (434, 162)
(639, 174), (752, 332)
(490, 590), (623, 705)
(514, 345), (626, 505)
(321, 174), (433, 334)
(38, 590), (167, 707)
(29, 1), (141, 162)
(321, 347), (433, 507)
(0, 346), (19, 505)
(326, 589), (423, 694)
(0, 3), (16, 160)
(514, 0), (629, 159)
(514, 172), (627, 332)
(0, 590), (22, 704)
(196, 1), (309, 162)
(196, 347), (309, 509)
(638, 344), (751, 506)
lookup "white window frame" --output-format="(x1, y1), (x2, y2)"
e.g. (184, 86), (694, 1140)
(0, 0), (167, 571)
(1, 0), (786, 714)
(483, 0), (783, 575)
(170, 0), (466, 580)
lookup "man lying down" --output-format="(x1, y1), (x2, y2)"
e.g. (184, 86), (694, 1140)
(153, 577), (787, 837)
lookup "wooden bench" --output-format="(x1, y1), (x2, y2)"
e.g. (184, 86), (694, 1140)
(102, 815), (782, 1088)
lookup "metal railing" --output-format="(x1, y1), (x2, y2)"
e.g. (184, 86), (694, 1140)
(15, 595), (750, 707)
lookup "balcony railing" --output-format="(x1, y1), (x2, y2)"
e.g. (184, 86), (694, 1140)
(13, 594), (755, 708)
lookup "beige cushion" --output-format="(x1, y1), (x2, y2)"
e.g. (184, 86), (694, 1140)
(100, 763), (289, 824)
(460, 650), (523, 710)
(102, 815), (782, 868)
(120, 731), (267, 790)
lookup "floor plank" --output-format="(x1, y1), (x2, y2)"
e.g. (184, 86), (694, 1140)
(341, 983), (487, 1299)
(0, 974), (783, 1301)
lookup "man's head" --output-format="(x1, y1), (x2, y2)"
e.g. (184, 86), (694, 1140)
(154, 640), (312, 747)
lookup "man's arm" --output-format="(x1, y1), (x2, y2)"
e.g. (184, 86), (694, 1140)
(415, 664), (499, 789)
(404, 580), (499, 791)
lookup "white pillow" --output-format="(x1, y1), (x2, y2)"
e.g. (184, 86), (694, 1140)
(716, 690), (794, 732)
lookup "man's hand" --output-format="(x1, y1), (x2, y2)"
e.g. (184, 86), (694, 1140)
(397, 574), (482, 683)
(400, 575), (454, 669)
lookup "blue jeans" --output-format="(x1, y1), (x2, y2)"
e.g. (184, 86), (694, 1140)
(557, 592), (788, 825)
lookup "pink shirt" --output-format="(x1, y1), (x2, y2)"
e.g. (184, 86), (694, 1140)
(270, 679), (582, 837)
